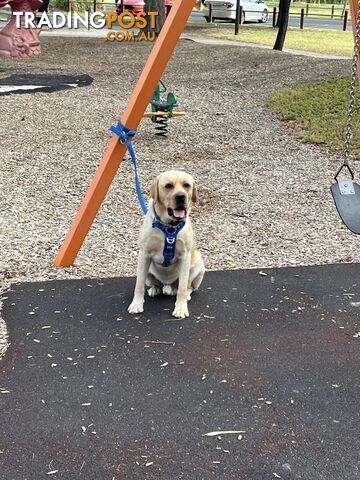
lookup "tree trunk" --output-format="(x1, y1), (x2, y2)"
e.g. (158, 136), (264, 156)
(143, 0), (166, 36)
(275, 0), (286, 27)
(273, 0), (290, 51)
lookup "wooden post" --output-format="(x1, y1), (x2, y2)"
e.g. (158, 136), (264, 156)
(300, 8), (304, 28)
(54, 0), (197, 267)
(331, 4), (335, 19)
(208, 3), (213, 22)
(93, 0), (96, 12)
(305, 1), (309, 16)
(272, 6), (276, 27)
(343, 9), (348, 30)
(235, 0), (241, 34)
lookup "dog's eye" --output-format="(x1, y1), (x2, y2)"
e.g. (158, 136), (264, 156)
(183, 183), (190, 189)
(165, 183), (174, 189)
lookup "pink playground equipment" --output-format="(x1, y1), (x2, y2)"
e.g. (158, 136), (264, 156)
(0, 0), (42, 57)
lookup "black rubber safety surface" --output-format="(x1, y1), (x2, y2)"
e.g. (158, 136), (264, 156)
(0, 74), (93, 96)
(1, 265), (360, 479)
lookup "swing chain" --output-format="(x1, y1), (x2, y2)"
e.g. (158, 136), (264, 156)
(344, 0), (360, 165)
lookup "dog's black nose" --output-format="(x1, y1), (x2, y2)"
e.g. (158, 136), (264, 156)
(175, 193), (186, 206)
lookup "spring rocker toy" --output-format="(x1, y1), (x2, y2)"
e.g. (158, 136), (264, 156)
(143, 80), (185, 137)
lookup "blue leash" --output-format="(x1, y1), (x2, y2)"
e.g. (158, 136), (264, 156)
(109, 120), (148, 215)
(110, 120), (184, 267)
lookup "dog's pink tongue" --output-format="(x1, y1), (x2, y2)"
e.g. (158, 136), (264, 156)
(173, 209), (186, 219)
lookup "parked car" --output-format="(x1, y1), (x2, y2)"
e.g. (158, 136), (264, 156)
(115, 0), (145, 15)
(115, 0), (173, 16)
(203, 0), (269, 23)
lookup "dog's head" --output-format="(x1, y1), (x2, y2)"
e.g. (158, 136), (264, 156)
(150, 170), (197, 224)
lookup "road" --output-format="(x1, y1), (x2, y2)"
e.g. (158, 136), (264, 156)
(189, 9), (351, 30)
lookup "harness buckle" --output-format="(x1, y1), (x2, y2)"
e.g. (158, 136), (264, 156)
(166, 237), (176, 244)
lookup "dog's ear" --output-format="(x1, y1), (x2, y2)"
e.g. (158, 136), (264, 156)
(192, 182), (198, 204)
(150, 176), (159, 202)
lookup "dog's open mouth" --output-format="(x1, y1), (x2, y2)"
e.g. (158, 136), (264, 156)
(168, 207), (187, 220)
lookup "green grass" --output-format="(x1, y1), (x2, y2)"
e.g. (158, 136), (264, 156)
(211, 26), (353, 56)
(269, 77), (360, 158)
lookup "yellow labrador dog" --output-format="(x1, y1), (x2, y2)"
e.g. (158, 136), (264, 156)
(128, 170), (205, 318)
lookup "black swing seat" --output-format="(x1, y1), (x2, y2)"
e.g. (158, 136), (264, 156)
(331, 178), (360, 234)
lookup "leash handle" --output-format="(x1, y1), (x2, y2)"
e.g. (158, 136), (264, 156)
(109, 121), (148, 215)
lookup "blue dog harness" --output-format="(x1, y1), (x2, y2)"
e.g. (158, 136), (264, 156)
(152, 209), (185, 267)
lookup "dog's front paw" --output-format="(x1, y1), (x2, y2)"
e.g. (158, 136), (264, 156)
(128, 298), (144, 314)
(172, 301), (189, 319)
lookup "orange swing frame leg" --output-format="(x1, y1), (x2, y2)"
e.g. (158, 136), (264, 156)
(54, 0), (196, 267)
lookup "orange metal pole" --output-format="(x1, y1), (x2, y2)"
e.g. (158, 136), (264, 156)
(55, 0), (196, 267)
(350, 0), (360, 79)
